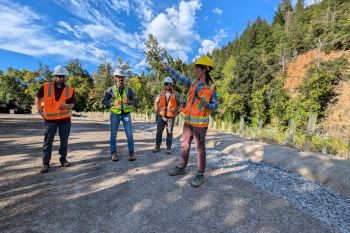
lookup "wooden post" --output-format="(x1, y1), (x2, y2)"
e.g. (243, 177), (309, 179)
(251, 127), (256, 141)
(287, 119), (295, 146)
(228, 121), (233, 133)
(304, 113), (317, 151)
(222, 121), (226, 132)
(321, 134), (328, 154)
(239, 116), (245, 138)
(258, 120), (263, 140)
(269, 127), (273, 143)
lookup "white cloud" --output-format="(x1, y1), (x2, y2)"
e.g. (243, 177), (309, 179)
(212, 7), (223, 15)
(134, 58), (147, 70)
(198, 29), (227, 55)
(305, 0), (322, 6)
(198, 39), (217, 56)
(133, 0), (154, 23)
(292, 0), (322, 7)
(110, 0), (131, 14)
(0, 1), (110, 63)
(54, 0), (144, 58)
(81, 24), (115, 40)
(57, 21), (81, 38)
(144, 0), (202, 61)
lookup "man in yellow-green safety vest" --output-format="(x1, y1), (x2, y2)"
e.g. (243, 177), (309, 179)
(102, 68), (137, 162)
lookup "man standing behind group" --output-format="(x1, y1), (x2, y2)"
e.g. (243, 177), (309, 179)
(36, 65), (76, 173)
(153, 77), (182, 154)
(103, 69), (136, 162)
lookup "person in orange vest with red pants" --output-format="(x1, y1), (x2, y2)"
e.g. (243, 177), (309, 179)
(153, 76), (182, 154)
(161, 56), (218, 187)
(36, 65), (76, 173)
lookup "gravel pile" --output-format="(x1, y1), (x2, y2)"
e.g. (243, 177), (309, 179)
(206, 149), (350, 233)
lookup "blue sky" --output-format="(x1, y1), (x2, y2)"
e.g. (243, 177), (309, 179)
(0, 0), (316, 74)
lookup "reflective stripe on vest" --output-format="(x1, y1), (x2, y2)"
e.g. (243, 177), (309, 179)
(158, 90), (178, 118)
(110, 85), (134, 114)
(43, 82), (74, 120)
(43, 110), (72, 117)
(181, 81), (215, 127)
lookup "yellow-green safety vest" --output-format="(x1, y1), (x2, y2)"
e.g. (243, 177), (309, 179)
(110, 85), (134, 114)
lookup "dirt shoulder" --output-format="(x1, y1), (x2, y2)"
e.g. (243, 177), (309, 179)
(200, 130), (350, 198)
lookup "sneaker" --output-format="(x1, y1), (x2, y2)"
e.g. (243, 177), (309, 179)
(128, 151), (136, 161)
(111, 152), (119, 162)
(166, 148), (172, 154)
(152, 147), (160, 153)
(60, 159), (70, 167)
(191, 173), (205, 187)
(40, 164), (50, 173)
(169, 165), (185, 176)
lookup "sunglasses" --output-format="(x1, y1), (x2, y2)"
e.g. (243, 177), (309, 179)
(115, 76), (125, 79)
(56, 75), (66, 79)
(164, 82), (172, 86)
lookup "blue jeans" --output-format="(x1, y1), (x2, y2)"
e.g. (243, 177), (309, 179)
(110, 112), (134, 153)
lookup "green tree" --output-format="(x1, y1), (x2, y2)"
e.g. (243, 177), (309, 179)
(65, 59), (94, 112)
(89, 61), (114, 111)
(296, 0), (304, 11)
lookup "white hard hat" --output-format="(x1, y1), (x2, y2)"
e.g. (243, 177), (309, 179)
(52, 65), (68, 76)
(113, 68), (126, 77)
(164, 76), (173, 84)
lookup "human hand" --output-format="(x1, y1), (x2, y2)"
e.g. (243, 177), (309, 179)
(114, 100), (122, 106)
(122, 98), (129, 104)
(37, 106), (44, 118)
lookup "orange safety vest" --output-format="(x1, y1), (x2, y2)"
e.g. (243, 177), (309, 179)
(42, 82), (74, 120)
(158, 90), (178, 118)
(181, 81), (216, 127)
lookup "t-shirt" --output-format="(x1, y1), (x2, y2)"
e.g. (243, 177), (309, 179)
(36, 82), (76, 123)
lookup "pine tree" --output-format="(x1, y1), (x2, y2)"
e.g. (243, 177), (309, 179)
(296, 0), (304, 11)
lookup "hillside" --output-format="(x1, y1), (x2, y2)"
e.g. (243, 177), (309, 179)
(284, 49), (350, 139)
(285, 49), (350, 90)
(323, 81), (350, 140)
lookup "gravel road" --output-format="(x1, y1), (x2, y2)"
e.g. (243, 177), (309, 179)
(0, 114), (348, 233)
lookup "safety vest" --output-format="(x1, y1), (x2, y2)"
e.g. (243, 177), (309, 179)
(181, 81), (216, 127)
(158, 90), (178, 118)
(110, 85), (134, 114)
(43, 82), (74, 120)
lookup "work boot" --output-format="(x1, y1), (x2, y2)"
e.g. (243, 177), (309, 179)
(111, 152), (119, 162)
(191, 172), (205, 187)
(152, 147), (160, 153)
(128, 151), (136, 161)
(169, 165), (185, 176)
(166, 148), (172, 154)
(40, 164), (50, 173)
(60, 159), (70, 167)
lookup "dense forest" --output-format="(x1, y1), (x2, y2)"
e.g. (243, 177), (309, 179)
(1, 0), (349, 131)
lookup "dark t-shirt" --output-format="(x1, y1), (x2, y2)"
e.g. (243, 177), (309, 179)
(36, 82), (76, 123)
